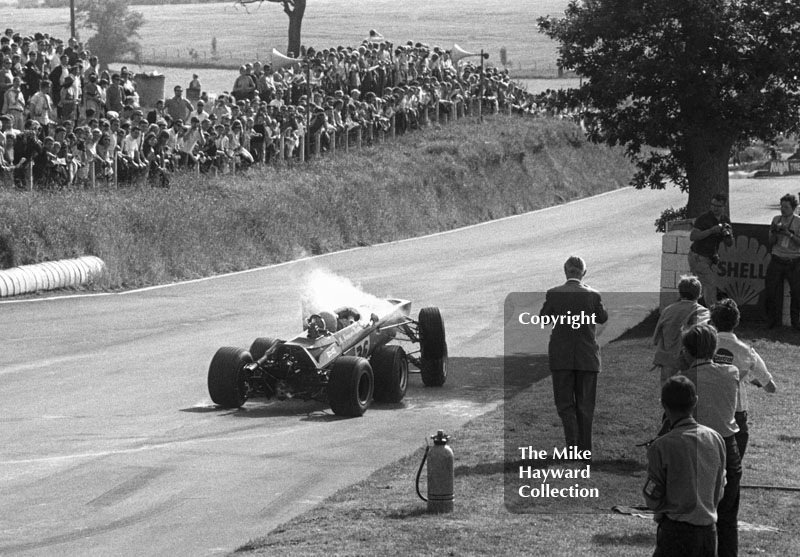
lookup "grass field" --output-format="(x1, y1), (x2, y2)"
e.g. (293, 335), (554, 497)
(4, 0), (569, 75)
(235, 320), (800, 556)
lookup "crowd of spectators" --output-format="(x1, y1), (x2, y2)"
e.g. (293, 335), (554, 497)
(1, 27), (576, 189)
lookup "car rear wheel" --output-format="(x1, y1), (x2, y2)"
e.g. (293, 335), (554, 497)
(419, 307), (446, 360)
(208, 347), (252, 408)
(371, 345), (408, 403)
(328, 356), (374, 417)
(420, 344), (448, 387)
(249, 337), (278, 361)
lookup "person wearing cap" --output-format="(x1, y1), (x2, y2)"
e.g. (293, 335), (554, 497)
(28, 79), (53, 128)
(644, 375), (726, 557)
(165, 85), (193, 124)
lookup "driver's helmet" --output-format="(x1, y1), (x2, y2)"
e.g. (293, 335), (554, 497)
(318, 311), (337, 333)
(335, 307), (361, 330)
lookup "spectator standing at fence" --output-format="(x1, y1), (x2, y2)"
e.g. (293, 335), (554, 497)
(48, 54), (70, 109)
(105, 74), (125, 115)
(165, 85), (193, 124)
(679, 323), (741, 557)
(59, 75), (79, 124)
(83, 73), (103, 119)
(764, 193), (800, 329)
(28, 79), (53, 128)
(192, 99), (209, 123)
(232, 65), (256, 102)
(3, 76), (25, 129)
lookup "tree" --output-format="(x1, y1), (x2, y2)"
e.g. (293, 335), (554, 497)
(235, 0), (307, 58)
(539, 0), (800, 217)
(77, 0), (145, 70)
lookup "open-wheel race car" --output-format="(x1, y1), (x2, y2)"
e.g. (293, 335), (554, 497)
(207, 299), (447, 417)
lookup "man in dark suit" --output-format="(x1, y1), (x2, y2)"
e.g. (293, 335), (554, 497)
(540, 256), (609, 457)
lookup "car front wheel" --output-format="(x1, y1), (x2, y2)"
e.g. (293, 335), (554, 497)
(328, 356), (374, 417)
(208, 347), (252, 408)
(371, 345), (408, 403)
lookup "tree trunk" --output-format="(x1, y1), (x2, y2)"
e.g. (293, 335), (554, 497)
(286, 0), (306, 58)
(683, 132), (734, 219)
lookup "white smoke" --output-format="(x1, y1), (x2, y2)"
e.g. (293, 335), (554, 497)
(299, 269), (393, 321)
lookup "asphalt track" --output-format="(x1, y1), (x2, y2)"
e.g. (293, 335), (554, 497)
(0, 176), (796, 556)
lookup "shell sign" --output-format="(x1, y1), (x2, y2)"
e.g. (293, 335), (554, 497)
(715, 224), (770, 318)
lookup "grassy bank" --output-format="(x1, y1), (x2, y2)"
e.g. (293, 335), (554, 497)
(0, 115), (634, 290)
(234, 322), (800, 556)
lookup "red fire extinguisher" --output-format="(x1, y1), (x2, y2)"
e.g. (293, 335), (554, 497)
(416, 430), (454, 513)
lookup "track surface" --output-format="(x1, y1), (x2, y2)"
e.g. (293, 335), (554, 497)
(0, 177), (795, 556)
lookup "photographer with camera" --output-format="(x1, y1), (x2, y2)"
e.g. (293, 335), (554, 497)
(689, 193), (734, 307)
(765, 193), (800, 329)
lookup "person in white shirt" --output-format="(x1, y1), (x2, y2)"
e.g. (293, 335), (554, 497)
(710, 298), (777, 460)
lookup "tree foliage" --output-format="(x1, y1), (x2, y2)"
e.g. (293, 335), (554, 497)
(539, 0), (800, 217)
(77, 0), (145, 69)
(235, 0), (307, 58)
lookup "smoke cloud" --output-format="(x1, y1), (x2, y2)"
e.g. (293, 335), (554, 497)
(299, 269), (393, 320)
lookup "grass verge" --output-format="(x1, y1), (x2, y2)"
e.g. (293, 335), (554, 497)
(0, 115), (634, 290)
(234, 321), (800, 556)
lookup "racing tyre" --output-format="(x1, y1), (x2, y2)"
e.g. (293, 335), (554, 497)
(328, 356), (374, 417)
(371, 345), (409, 403)
(208, 347), (252, 408)
(420, 344), (448, 387)
(418, 307), (446, 360)
(249, 337), (278, 361)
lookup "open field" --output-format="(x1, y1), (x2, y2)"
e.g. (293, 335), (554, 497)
(4, 0), (569, 75)
(236, 321), (800, 556)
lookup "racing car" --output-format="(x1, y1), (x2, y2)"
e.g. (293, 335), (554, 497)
(207, 299), (447, 417)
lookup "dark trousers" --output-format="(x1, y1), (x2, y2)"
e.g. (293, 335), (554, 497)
(551, 370), (597, 454)
(718, 435), (742, 557)
(654, 517), (717, 557)
(734, 411), (749, 460)
(764, 255), (800, 326)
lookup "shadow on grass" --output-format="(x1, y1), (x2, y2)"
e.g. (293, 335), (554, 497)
(386, 506), (430, 520)
(611, 308), (658, 342)
(592, 532), (652, 547)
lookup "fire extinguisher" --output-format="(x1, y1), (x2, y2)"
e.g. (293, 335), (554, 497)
(415, 430), (454, 513)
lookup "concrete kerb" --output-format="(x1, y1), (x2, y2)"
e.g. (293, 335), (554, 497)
(0, 256), (107, 298)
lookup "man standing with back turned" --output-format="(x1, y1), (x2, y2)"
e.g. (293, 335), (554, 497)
(540, 256), (609, 458)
